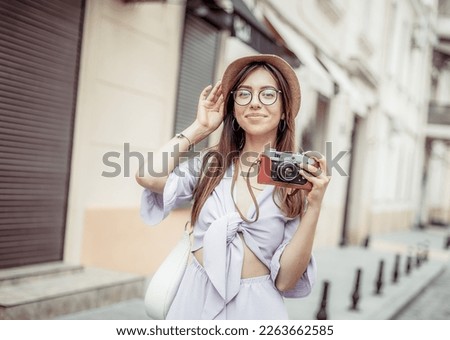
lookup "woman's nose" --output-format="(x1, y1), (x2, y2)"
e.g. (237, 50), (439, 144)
(249, 93), (261, 108)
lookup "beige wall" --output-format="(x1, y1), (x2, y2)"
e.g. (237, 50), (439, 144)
(64, 0), (185, 269)
(81, 207), (190, 275)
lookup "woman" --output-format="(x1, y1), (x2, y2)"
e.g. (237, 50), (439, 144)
(136, 54), (330, 319)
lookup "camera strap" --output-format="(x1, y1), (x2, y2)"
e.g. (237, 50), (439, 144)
(231, 157), (260, 223)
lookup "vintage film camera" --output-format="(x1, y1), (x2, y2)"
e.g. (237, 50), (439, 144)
(257, 148), (316, 191)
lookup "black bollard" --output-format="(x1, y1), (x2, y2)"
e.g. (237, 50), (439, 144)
(374, 260), (384, 295)
(423, 242), (429, 263)
(316, 281), (330, 320)
(405, 255), (412, 275)
(416, 249), (422, 268)
(392, 254), (400, 284)
(445, 235), (450, 250)
(349, 268), (362, 311)
(362, 236), (370, 248)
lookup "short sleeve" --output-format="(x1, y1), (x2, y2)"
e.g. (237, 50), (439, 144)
(270, 216), (317, 298)
(140, 156), (201, 225)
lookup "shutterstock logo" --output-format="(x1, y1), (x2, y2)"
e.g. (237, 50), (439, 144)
(101, 142), (349, 178)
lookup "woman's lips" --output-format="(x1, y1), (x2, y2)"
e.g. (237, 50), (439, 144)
(245, 113), (267, 118)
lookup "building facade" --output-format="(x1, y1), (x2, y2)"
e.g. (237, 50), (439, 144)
(424, 0), (450, 227)
(257, 0), (439, 245)
(0, 0), (444, 278)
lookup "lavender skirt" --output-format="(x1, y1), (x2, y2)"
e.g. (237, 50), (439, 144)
(166, 257), (288, 320)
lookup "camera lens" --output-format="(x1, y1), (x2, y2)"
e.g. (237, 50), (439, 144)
(277, 161), (298, 182)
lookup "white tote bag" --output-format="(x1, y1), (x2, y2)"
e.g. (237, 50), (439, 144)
(144, 222), (192, 320)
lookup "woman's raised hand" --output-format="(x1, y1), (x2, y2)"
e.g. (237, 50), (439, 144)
(195, 81), (225, 133)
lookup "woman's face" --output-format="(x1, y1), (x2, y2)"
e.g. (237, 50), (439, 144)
(233, 67), (284, 141)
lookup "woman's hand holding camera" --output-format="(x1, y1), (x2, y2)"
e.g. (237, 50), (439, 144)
(299, 152), (331, 208)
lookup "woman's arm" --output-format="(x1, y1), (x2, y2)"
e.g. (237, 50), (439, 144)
(275, 153), (331, 292)
(135, 81), (224, 193)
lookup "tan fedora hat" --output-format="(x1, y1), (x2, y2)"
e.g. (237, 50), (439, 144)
(221, 54), (301, 116)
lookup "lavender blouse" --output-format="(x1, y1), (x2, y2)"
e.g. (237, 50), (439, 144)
(140, 156), (316, 318)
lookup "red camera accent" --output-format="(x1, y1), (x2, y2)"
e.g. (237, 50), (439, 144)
(257, 154), (274, 185)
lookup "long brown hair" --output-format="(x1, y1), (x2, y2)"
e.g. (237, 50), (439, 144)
(191, 62), (305, 224)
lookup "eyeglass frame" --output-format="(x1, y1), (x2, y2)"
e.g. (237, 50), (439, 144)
(230, 87), (282, 106)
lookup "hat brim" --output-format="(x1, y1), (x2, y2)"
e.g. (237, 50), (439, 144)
(221, 54), (301, 117)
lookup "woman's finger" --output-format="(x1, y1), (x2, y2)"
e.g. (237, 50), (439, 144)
(218, 99), (225, 117)
(217, 94), (224, 108)
(300, 169), (320, 184)
(201, 85), (213, 100)
(304, 151), (329, 178)
(300, 163), (320, 177)
(314, 156), (329, 178)
(300, 169), (329, 187)
(208, 80), (222, 101)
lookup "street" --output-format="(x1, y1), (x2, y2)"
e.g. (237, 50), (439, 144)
(394, 264), (450, 319)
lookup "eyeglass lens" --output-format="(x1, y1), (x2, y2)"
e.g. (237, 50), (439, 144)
(233, 89), (279, 106)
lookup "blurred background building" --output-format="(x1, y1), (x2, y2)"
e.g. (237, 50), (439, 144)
(427, 0), (450, 227)
(0, 0), (449, 318)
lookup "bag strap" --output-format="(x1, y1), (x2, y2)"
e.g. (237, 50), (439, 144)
(184, 220), (194, 235)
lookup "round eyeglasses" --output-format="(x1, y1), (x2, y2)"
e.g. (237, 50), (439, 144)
(231, 88), (282, 106)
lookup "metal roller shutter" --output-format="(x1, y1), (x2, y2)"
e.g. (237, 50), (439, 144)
(174, 13), (220, 144)
(0, 0), (84, 268)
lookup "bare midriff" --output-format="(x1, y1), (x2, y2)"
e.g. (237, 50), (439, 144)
(193, 233), (269, 278)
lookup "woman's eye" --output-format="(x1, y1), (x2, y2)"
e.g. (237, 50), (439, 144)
(238, 91), (250, 98)
(262, 90), (275, 98)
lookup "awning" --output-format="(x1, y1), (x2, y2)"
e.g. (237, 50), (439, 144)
(264, 11), (334, 98)
(233, 0), (304, 67)
(230, 0), (299, 67)
(318, 53), (368, 116)
(187, 0), (300, 67)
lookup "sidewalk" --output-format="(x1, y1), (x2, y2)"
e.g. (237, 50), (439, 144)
(286, 225), (449, 320)
(58, 226), (450, 320)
